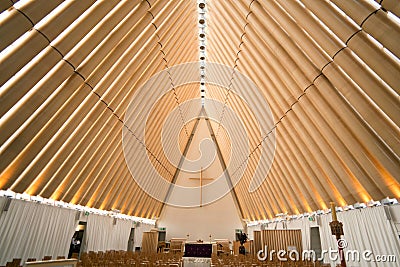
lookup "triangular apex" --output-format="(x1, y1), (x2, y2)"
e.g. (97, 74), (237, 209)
(159, 108), (243, 214)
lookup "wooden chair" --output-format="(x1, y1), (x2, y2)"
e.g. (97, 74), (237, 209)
(216, 241), (230, 256)
(169, 241), (183, 254)
(158, 241), (170, 253)
(5, 259), (21, 267)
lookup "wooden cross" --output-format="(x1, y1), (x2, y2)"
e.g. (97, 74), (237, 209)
(189, 167), (214, 207)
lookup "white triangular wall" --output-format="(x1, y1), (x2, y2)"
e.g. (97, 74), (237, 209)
(158, 118), (243, 241)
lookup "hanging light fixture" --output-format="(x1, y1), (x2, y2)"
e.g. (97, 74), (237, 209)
(198, 0), (207, 105)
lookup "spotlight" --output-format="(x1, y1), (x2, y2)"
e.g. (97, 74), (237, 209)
(381, 197), (397, 205)
(367, 200), (380, 207)
(353, 202), (366, 209)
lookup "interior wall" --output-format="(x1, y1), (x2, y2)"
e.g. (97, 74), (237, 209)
(157, 119), (243, 242)
(158, 193), (243, 242)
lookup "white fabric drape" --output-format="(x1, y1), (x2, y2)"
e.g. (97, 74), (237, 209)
(85, 214), (133, 252)
(319, 206), (400, 267)
(0, 197), (77, 266)
(248, 206), (400, 267)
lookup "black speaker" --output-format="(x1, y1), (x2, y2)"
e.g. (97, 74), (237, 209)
(2, 198), (12, 212)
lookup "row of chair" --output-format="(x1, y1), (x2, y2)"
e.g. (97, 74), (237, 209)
(3, 251), (333, 267)
(78, 250), (333, 267)
(211, 254), (332, 267)
(2, 258), (21, 267)
(78, 250), (183, 267)
(2, 256), (65, 267)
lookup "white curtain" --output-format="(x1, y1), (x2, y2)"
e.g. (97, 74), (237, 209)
(85, 214), (133, 252)
(318, 206), (400, 267)
(0, 197), (77, 266)
(249, 206), (400, 267)
(277, 206), (400, 267)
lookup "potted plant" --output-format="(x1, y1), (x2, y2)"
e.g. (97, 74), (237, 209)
(238, 231), (248, 255)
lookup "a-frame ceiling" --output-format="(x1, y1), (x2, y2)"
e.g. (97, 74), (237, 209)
(0, 0), (399, 221)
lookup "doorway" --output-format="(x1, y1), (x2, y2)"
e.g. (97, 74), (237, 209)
(68, 222), (87, 259)
(127, 228), (135, 251)
(310, 226), (322, 261)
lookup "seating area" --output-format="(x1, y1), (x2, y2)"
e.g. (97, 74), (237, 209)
(78, 251), (183, 267)
(2, 256), (69, 267)
(76, 250), (332, 267)
(0, 250), (340, 267)
(211, 254), (331, 267)
(3, 259), (21, 267)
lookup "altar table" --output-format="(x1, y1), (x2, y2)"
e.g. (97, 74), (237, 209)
(184, 243), (212, 258)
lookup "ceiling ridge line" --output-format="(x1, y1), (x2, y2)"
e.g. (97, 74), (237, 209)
(199, 0), (207, 105)
(215, 3), (253, 138)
